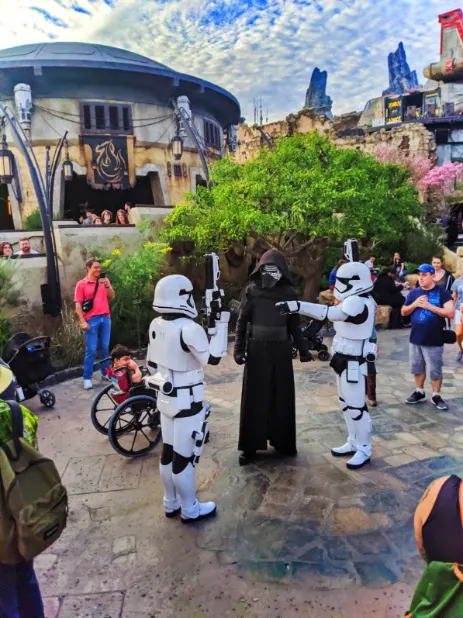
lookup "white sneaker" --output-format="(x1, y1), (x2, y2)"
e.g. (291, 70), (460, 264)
(181, 500), (216, 523)
(83, 380), (93, 390)
(331, 442), (356, 457)
(346, 450), (371, 470)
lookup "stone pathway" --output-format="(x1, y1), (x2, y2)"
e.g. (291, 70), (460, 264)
(30, 329), (463, 617)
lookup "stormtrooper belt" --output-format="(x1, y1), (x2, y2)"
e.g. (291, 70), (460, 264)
(330, 352), (366, 376)
(160, 382), (203, 397)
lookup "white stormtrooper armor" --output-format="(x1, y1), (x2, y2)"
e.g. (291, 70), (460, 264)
(278, 254), (376, 470)
(146, 274), (229, 521)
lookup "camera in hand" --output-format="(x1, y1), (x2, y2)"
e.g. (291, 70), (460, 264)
(99, 273), (106, 279)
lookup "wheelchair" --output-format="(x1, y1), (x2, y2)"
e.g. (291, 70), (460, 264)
(90, 361), (161, 458)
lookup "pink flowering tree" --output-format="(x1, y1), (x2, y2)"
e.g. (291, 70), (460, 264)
(373, 144), (463, 214)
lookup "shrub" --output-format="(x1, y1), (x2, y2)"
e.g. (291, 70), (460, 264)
(51, 303), (85, 368)
(0, 258), (21, 353)
(97, 239), (168, 349)
(23, 209), (43, 231)
(0, 316), (12, 353)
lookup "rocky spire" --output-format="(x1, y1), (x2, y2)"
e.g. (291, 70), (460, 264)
(304, 67), (333, 118)
(383, 42), (420, 95)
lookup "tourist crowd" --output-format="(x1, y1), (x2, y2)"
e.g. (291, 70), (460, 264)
(78, 201), (132, 226)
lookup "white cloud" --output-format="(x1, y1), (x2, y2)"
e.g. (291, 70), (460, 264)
(0, 0), (458, 122)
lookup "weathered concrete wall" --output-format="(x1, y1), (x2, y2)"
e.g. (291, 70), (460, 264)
(4, 225), (144, 319)
(236, 108), (436, 163)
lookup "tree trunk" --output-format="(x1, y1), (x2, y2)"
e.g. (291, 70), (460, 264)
(301, 245), (327, 301)
(303, 269), (323, 302)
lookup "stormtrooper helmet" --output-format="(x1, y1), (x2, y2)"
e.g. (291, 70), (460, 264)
(334, 261), (373, 301)
(153, 275), (197, 318)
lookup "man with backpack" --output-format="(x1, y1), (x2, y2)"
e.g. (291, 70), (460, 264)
(401, 264), (455, 411)
(0, 399), (67, 617)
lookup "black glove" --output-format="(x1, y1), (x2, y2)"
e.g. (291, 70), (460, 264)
(234, 352), (247, 365)
(299, 351), (313, 363)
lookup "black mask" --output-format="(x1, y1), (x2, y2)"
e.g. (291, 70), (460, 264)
(261, 265), (282, 289)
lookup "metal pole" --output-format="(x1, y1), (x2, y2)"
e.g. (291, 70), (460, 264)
(171, 99), (210, 186)
(0, 103), (61, 316)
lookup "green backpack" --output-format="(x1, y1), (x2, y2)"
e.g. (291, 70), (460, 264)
(0, 400), (68, 564)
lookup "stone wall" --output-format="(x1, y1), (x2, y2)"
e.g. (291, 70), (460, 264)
(236, 108), (436, 163)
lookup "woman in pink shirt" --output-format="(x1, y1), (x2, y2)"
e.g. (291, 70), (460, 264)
(74, 258), (116, 389)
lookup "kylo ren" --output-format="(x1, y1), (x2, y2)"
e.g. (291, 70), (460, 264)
(234, 249), (312, 465)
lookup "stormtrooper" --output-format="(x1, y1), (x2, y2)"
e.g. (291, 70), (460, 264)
(278, 240), (376, 469)
(146, 263), (229, 522)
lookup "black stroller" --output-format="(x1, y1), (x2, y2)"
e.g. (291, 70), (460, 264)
(292, 318), (330, 361)
(2, 332), (56, 408)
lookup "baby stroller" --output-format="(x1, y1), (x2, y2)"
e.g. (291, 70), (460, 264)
(2, 332), (56, 408)
(292, 318), (330, 361)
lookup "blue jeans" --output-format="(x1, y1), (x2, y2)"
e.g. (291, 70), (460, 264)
(83, 315), (111, 380)
(0, 561), (44, 618)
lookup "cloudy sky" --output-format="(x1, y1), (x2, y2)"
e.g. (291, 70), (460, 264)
(0, 0), (458, 122)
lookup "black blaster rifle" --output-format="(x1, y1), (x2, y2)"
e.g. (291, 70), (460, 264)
(202, 253), (224, 335)
(344, 238), (360, 263)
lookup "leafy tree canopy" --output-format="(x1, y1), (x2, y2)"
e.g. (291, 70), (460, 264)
(164, 132), (424, 298)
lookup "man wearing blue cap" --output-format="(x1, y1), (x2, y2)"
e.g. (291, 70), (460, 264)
(401, 264), (454, 410)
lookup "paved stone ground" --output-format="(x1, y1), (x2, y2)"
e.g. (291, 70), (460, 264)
(29, 329), (463, 618)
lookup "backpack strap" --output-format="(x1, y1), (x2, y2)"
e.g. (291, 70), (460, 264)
(7, 400), (24, 439)
(2, 400), (23, 460)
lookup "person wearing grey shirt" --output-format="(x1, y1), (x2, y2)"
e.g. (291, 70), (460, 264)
(451, 277), (463, 361)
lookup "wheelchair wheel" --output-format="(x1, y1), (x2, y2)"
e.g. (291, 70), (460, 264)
(91, 384), (118, 435)
(108, 395), (161, 458)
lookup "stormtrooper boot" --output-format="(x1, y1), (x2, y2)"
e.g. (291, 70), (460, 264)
(346, 411), (372, 470)
(172, 461), (217, 523)
(181, 499), (217, 523)
(331, 410), (357, 457)
(160, 459), (181, 518)
(164, 497), (181, 518)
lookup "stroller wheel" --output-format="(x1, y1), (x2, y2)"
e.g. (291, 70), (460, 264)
(318, 350), (330, 362)
(320, 344), (328, 351)
(306, 340), (315, 350)
(291, 346), (298, 359)
(40, 390), (56, 408)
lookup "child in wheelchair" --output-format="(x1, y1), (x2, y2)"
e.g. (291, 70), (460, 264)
(106, 345), (145, 404)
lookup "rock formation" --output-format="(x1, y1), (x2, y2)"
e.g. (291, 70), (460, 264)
(304, 67), (333, 118)
(383, 42), (420, 95)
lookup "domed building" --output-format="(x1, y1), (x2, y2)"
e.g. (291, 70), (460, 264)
(0, 42), (240, 229)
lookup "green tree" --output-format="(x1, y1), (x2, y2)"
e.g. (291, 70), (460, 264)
(164, 132), (423, 299)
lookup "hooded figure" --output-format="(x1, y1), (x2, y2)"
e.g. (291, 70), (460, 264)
(233, 249), (311, 465)
(405, 475), (463, 617)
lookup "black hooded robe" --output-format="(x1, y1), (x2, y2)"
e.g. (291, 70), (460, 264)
(234, 250), (309, 454)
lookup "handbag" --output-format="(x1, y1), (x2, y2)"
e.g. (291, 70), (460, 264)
(82, 279), (99, 313)
(443, 327), (457, 345)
